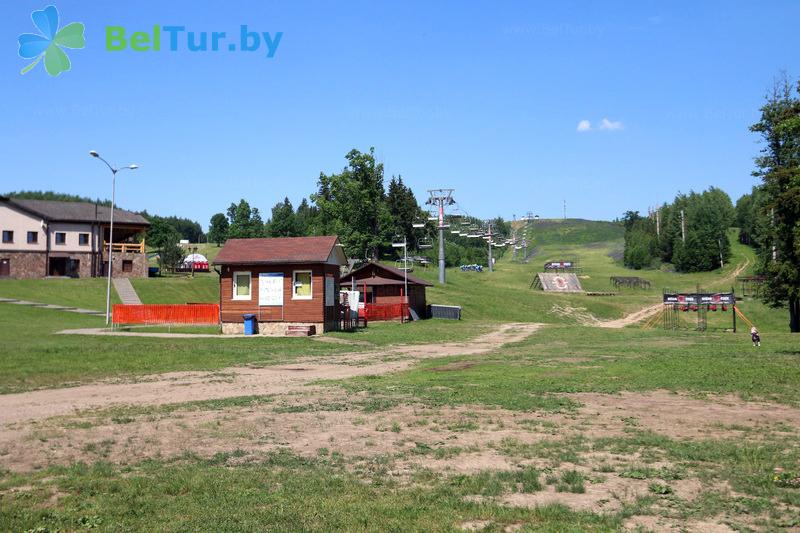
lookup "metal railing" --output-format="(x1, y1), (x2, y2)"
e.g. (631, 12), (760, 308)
(104, 241), (145, 253)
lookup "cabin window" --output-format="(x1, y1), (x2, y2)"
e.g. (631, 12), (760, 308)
(2, 231), (13, 243)
(122, 260), (133, 273)
(55, 232), (66, 245)
(365, 286), (375, 304)
(233, 271), (252, 300)
(27, 231), (38, 244)
(293, 271), (312, 299)
(79, 233), (90, 246)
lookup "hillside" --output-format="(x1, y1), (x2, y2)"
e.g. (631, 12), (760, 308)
(408, 227), (785, 332)
(511, 218), (624, 246)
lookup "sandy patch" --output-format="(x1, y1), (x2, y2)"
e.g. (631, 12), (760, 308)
(571, 390), (800, 440)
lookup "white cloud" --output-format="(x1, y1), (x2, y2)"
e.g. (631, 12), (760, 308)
(576, 119), (591, 132)
(599, 117), (623, 131)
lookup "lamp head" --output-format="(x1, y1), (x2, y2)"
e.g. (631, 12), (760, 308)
(89, 150), (99, 158)
(128, 164), (139, 170)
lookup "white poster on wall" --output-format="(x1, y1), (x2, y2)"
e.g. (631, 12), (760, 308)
(259, 273), (283, 306)
(325, 275), (335, 307)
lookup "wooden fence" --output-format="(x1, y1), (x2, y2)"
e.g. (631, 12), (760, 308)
(112, 304), (219, 325)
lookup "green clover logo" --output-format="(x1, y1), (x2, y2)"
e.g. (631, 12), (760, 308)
(18, 5), (85, 77)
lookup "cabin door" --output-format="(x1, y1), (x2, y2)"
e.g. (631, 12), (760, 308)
(258, 272), (284, 321)
(0, 258), (9, 277)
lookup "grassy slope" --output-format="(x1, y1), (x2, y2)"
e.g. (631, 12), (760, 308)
(513, 217), (625, 246)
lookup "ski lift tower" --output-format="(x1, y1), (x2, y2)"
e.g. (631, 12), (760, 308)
(426, 188), (455, 284)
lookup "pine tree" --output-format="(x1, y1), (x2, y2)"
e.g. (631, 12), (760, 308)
(267, 197), (299, 237)
(226, 199), (265, 239)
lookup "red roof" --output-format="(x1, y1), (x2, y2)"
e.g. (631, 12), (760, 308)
(340, 261), (434, 287)
(213, 236), (346, 265)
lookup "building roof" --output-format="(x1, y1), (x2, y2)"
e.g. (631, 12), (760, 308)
(340, 261), (434, 287)
(1, 197), (150, 226)
(213, 236), (347, 266)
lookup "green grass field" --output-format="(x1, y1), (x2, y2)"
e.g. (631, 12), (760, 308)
(1, 223), (798, 532)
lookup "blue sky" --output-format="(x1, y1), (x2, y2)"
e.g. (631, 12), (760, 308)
(2, 1), (798, 228)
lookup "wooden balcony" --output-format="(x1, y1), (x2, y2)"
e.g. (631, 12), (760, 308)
(104, 241), (145, 253)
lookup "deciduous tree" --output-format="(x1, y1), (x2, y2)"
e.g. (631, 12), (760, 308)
(750, 76), (800, 332)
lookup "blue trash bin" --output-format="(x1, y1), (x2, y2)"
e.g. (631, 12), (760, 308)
(243, 314), (257, 335)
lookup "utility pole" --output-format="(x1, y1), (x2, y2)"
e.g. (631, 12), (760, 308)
(771, 208), (777, 261)
(718, 238), (724, 269)
(563, 199), (567, 220)
(656, 208), (661, 238)
(680, 209), (686, 243)
(486, 223), (494, 273)
(426, 189), (455, 284)
(511, 229), (518, 261)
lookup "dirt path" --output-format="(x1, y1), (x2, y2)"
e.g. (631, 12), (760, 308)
(0, 323), (541, 425)
(721, 256), (751, 285)
(570, 256), (753, 329)
(592, 302), (663, 329)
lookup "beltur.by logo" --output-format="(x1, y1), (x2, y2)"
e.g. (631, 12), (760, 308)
(106, 25), (283, 57)
(16, 6), (284, 78)
(18, 5), (85, 76)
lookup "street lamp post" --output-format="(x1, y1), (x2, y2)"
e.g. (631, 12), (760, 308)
(392, 236), (409, 322)
(89, 151), (138, 326)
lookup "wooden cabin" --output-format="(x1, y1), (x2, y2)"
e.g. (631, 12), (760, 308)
(340, 261), (433, 321)
(213, 236), (347, 336)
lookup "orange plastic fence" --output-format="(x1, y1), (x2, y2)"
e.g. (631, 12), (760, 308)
(363, 303), (409, 321)
(112, 304), (220, 325)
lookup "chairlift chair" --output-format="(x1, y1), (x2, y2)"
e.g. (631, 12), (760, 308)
(391, 234), (406, 248)
(418, 237), (433, 249)
(395, 259), (413, 272)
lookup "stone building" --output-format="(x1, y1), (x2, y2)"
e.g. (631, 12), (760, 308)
(0, 197), (149, 279)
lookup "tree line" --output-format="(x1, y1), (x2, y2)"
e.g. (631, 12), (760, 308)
(622, 187), (734, 272)
(207, 148), (509, 266)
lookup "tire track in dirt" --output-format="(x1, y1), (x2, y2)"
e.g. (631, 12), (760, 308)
(0, 323), (541, 425)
